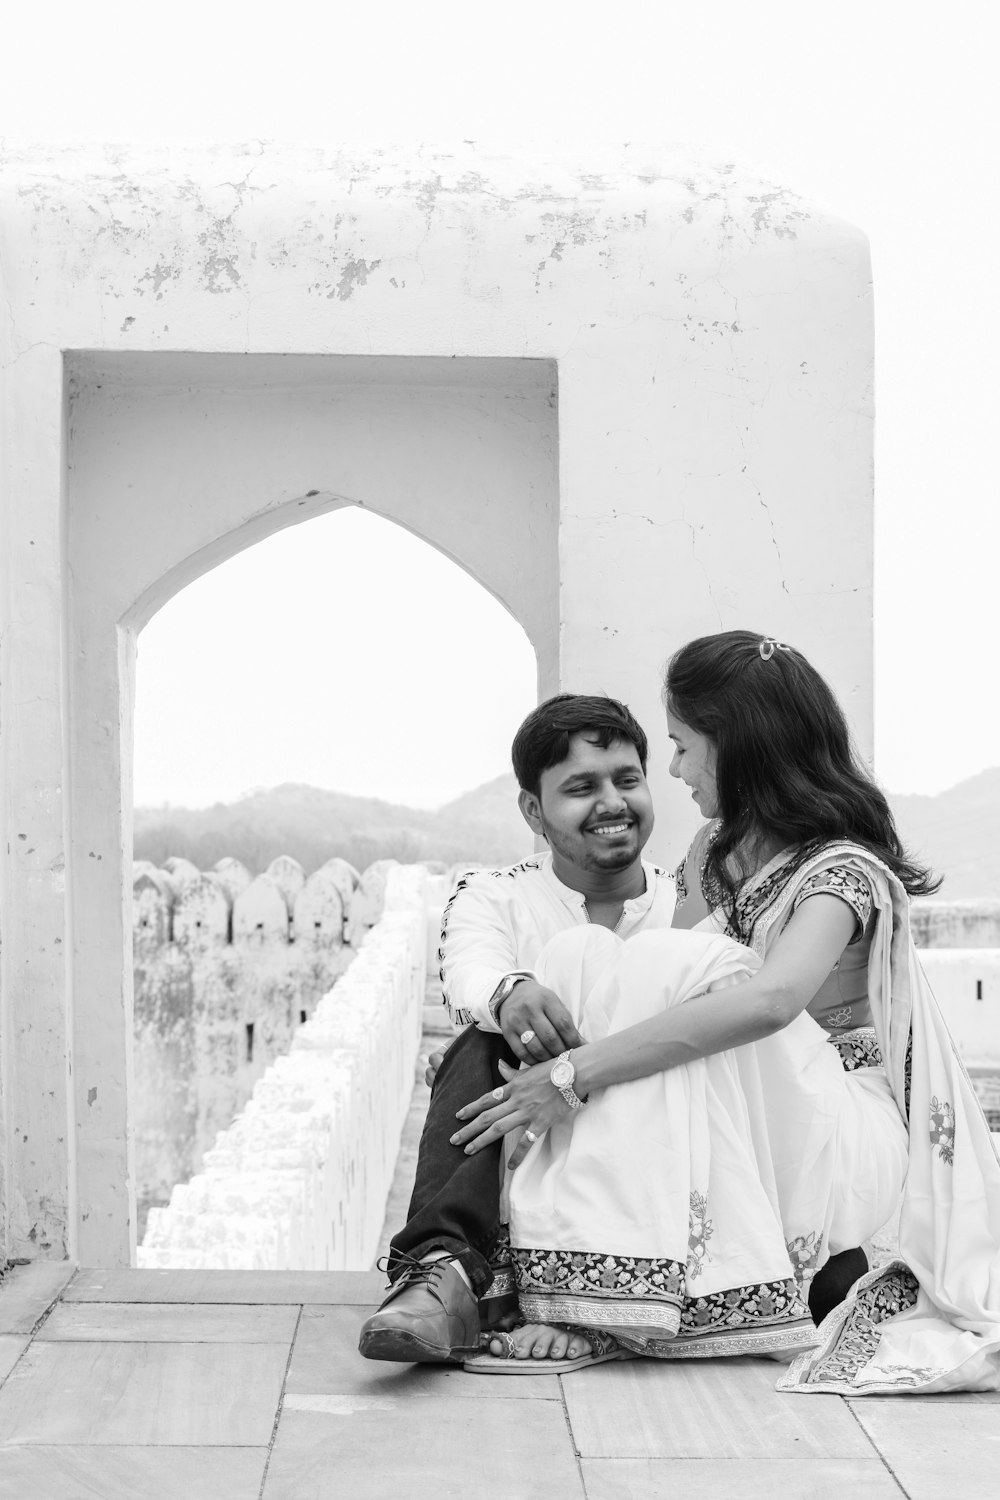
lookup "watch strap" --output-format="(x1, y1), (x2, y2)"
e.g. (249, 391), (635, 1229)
(550, 1049), (587, 1109)
(487, 971), (533, 1026)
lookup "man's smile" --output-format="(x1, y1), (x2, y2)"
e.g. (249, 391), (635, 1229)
(586, 821), (634, 837)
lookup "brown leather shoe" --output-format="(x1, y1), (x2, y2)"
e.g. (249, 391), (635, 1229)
(358, 1258), (480, 1363)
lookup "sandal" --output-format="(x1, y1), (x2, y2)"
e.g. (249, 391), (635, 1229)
(463, 1326), (633, 1375)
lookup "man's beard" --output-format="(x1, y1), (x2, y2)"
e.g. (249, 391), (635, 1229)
(541, 819), (638, 872)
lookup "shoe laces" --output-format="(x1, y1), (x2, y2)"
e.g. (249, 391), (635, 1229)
(376, 1250), (456, 1290)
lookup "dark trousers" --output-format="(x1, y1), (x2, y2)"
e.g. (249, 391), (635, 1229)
(389, 1026), (513, 1297)
(389, 1024), (867, 1326)
(808, 1246), (868, 1324)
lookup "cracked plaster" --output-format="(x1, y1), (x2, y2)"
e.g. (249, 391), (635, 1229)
(0, 142), (873, 1265)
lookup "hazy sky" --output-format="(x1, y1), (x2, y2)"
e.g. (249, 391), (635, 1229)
(4, 1), (996, 805)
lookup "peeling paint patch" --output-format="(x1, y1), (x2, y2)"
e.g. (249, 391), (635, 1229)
(87, 1087), (98, 1106)
(201, 251), (242, 294)
(331, 257), (381, 301)
(136, 262), (178, 299)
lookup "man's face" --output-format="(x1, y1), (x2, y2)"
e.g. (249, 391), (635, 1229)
(518, 732), (654, 880)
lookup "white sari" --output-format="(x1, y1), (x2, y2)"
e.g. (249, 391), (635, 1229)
(506, 841), (1000, 1390)
(772, 845), (1000, 1395)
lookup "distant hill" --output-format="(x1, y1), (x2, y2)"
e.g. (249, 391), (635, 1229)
(889, 768), (1000, 899)
(134, 767), (1000, 896)
(133, 775), (533, 875)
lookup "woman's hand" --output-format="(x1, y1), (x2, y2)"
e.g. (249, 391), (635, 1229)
(451, 1059), (576, 1169)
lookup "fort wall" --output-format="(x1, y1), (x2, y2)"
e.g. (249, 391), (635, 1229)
(140, 864), (428, 1269)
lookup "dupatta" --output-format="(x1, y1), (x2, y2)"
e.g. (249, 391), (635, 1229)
(735, 840), (1000, 1395)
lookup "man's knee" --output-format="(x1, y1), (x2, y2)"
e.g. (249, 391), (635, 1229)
(433, 1025), (514, 1094)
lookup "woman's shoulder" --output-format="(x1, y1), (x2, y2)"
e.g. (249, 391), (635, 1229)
(787, 842), (883, 938)
(794, 839), (882, 885)
(674, 820), (720, 903)
(675, 820), (720, 874)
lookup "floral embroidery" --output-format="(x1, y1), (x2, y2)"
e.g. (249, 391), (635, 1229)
(686, 1191), (714, 1280)
(679, 1277), (807, 1335)
(929, 1097), (956, 1164)
(829, 1027), (882, 1071)
(873, 1363), (948, 1385)
(674, 824), (720, 911)
(825, 1006), (854, 1029)
(725, 848), (814, 946)
(694, 843), (873, 954)
(514, 1244), (810, 1350)
(513, 1246), (686, 1303)
(785, 1231), (823, 1286)
(793, 866), (873, 941)
(828, 1027), (913, 1120)
(795, 1264), (921, 1387)
(673, 857), (688, 907)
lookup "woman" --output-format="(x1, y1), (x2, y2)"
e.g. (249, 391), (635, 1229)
(453, 631), (1000, 1394)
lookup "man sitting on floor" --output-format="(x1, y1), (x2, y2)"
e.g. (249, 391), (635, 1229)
(358, 692), (866, 1364)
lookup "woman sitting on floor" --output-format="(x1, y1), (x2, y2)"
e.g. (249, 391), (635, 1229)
(453, 630), (1000, 1394)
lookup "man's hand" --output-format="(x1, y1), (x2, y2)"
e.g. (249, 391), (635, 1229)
(424, 1049), (447, 1088)
(499, 979), (584, 1064)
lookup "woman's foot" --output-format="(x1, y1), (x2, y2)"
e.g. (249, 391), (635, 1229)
(486, 1322), (593, 1361)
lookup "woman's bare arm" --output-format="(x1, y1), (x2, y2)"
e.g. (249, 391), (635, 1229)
(573, 894), (857, 1096)
(451, 894), (860, 1162)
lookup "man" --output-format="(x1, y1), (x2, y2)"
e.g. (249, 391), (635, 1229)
(358, 692), (865, 1363)
(358, 693), (673, 1363)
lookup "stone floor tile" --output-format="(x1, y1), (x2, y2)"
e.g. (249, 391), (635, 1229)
(880, 1388), (1000, 1402)
(580, 1457), (905, 1499)
(288, 1304), (560, 1400)
(67, 1267), (385, 1303)
(263, 1398), (585, 1500)
(0, 1340), (288, 1446)
(0, 1443), (267, 1499)
(0, 1261), (76, 1334)
(848, 1399), (1000, 1500)
(564, 1357), (876, 1459)
(39, 1300), (300, 1342)
(0, 1340), (29, 1387)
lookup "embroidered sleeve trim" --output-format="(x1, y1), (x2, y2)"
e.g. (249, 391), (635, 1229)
(437, 858), (543, 1024)
(791, 864), (873, 940)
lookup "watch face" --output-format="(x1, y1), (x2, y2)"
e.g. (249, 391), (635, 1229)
(550, 1059), (574, 1088)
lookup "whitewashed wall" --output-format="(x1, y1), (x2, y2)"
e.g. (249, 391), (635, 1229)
(139, 864), (427, 1269)
(917, 950), (1000, 1070)
(0, 143), (874, 1265)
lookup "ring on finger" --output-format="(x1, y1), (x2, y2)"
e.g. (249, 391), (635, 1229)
(519, 1029), (536, 1046)
(524, 1129), (538, 1143)
(491, 1086), (504, 1102)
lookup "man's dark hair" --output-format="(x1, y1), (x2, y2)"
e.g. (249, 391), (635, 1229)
(511, 693), (649, 795)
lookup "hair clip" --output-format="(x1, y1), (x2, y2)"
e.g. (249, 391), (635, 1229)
(758, 637), (790, 661)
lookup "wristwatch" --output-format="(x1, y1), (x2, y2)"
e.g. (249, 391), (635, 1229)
(488, 972), (531, 1026)
(549, 1050), (587, 1109)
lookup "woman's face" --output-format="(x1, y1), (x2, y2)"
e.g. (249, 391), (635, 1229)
(666, 711), (719, 819)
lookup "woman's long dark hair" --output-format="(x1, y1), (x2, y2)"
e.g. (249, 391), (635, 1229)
(664, 630), (940, 920)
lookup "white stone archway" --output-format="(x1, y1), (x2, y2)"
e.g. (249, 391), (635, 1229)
(65, 352), (557, 1263)
(1, 145), (874, 1265)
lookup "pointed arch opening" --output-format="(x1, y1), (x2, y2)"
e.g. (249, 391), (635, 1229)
(64, 351), (558, 1262)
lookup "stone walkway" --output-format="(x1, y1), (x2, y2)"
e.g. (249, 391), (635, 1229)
(0, 1259), (998, 1499)
(1, 988), (997, 1498)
